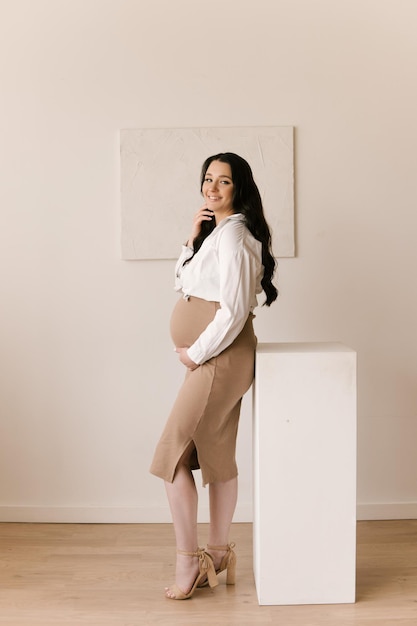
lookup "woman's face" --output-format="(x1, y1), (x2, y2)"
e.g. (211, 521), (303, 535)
(202, 160), (235, 222)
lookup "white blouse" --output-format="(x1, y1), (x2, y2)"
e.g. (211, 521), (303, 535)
(174, 213), (264, 364)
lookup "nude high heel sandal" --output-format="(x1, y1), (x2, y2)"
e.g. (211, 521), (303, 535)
(199, 542), (236, 586)
(166, 548), (218, 600)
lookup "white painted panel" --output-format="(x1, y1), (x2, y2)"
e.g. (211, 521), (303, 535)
(120, 126), (294, 259)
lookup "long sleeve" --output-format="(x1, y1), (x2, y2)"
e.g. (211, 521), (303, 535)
(187, 224), (261, 364)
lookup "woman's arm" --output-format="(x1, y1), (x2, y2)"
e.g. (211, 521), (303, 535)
(187, 227), (260, 364)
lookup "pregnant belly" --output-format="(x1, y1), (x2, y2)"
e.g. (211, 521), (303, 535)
(170, 296), (219, 347)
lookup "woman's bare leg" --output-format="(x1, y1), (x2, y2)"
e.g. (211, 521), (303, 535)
(207, 477), (238, 569)
(164, 463), (200, 597)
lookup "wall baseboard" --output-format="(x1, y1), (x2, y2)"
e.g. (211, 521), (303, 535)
(1, 502), (416, 524)
(356, 502), (417, 520)
(0, 502), (253, 524)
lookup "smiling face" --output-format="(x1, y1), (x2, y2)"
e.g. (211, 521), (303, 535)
(201, 160), (235, 223)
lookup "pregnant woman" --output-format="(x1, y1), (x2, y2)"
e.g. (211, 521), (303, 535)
(150, 152), (278, 600)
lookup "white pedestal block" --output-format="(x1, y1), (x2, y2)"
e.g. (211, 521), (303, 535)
(253, 342), (357, 606)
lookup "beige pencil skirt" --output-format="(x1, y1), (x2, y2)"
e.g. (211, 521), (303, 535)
(149, 296), (257, 486)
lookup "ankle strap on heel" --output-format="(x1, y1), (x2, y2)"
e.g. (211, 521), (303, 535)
(206, 542), (236, 552)
(177, 548), (202, 557)
(177, 547), (218, 589)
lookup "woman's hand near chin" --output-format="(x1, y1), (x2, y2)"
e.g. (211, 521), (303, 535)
(186, 204), (214, 246)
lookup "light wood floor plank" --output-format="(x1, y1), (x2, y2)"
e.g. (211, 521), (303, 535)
(0, 520), (416, 625)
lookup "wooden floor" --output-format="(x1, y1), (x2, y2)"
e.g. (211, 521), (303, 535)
(0, 520), (416, 625)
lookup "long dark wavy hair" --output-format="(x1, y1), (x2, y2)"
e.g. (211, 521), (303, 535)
(190, 152), (278, 306)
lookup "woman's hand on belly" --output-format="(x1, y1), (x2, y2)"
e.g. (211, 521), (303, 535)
(175, 347), (200, 371)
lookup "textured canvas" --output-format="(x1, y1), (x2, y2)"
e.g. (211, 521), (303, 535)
(120, 126), (294, 259)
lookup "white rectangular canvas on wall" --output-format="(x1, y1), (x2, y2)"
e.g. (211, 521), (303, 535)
(120, 126), (294, 259)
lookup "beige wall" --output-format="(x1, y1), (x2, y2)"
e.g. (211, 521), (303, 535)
(0, 0), (416, 522)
